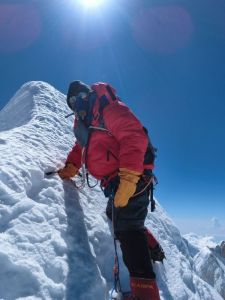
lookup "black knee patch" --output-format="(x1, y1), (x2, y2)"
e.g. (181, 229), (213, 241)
(117, 230), (156, 279)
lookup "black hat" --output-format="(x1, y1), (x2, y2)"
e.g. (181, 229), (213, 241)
(67, 80), (91, 101)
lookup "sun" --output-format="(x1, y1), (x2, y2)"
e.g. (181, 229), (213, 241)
(81, 0), (104, 8)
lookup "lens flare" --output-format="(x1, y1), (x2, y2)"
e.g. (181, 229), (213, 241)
(132, 5), (194, 54)
(0, 4), (41, 53)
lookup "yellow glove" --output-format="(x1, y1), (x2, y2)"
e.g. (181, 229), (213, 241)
(58, 163), (78, 179)
(114, 168), (141, 208)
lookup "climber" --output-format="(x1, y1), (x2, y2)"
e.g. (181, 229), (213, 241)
(58, 80), (164, 300)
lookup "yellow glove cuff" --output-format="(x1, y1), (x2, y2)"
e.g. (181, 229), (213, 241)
(114, 168), (141, 208)
(119, 168), (141, 184)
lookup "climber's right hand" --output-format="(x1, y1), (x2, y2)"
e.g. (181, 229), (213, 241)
(58, 163), (78, 180)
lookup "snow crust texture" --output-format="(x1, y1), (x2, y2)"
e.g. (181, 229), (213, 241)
(0, 81), (224, 300)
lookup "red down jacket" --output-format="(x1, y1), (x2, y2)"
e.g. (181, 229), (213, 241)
(66, 101), (148, 180)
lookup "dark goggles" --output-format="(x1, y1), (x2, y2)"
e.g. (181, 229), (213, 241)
(67, 92), (89, 112)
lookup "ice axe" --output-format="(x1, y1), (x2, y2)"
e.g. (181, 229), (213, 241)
(45, 169), (84, 189)
(45, 170), (82, 177)
(45, 170), (58, 176)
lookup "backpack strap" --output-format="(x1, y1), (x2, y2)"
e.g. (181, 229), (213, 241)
(91, 82), (119, 127)
(150, 181), (156, 212)
(143, 126), (157, 169)
(106, 84), (117, 101)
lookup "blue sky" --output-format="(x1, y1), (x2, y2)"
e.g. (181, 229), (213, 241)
(0, 0), (225, 237)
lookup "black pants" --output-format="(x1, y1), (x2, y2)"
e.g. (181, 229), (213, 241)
(105, 180), (155, 279)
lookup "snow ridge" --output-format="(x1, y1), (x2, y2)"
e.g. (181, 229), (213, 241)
(0, 81), (224, 300)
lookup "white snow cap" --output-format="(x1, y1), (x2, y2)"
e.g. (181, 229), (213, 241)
(0, 81), (224, 299)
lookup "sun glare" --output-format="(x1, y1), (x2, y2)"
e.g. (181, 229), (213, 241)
(82, 0), (104, 8)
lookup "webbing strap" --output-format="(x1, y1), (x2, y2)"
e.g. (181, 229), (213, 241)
(89, 125), (109, 132)
(150, 182), (156, 212)
(106, 84), (117, 101)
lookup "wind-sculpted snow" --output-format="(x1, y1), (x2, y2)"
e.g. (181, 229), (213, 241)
(0, 81), (224, 299)
(0, 81), (66, 132)
(0, 81), (107, 299)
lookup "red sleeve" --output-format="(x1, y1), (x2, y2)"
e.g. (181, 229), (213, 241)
(103, 102), (148, 173)
(66, 143), (82, 169)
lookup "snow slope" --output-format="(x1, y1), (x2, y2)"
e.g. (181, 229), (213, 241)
(0, 81), (224, 300)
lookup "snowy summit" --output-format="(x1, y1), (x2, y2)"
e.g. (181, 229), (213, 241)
(0, 81), (224, 299)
